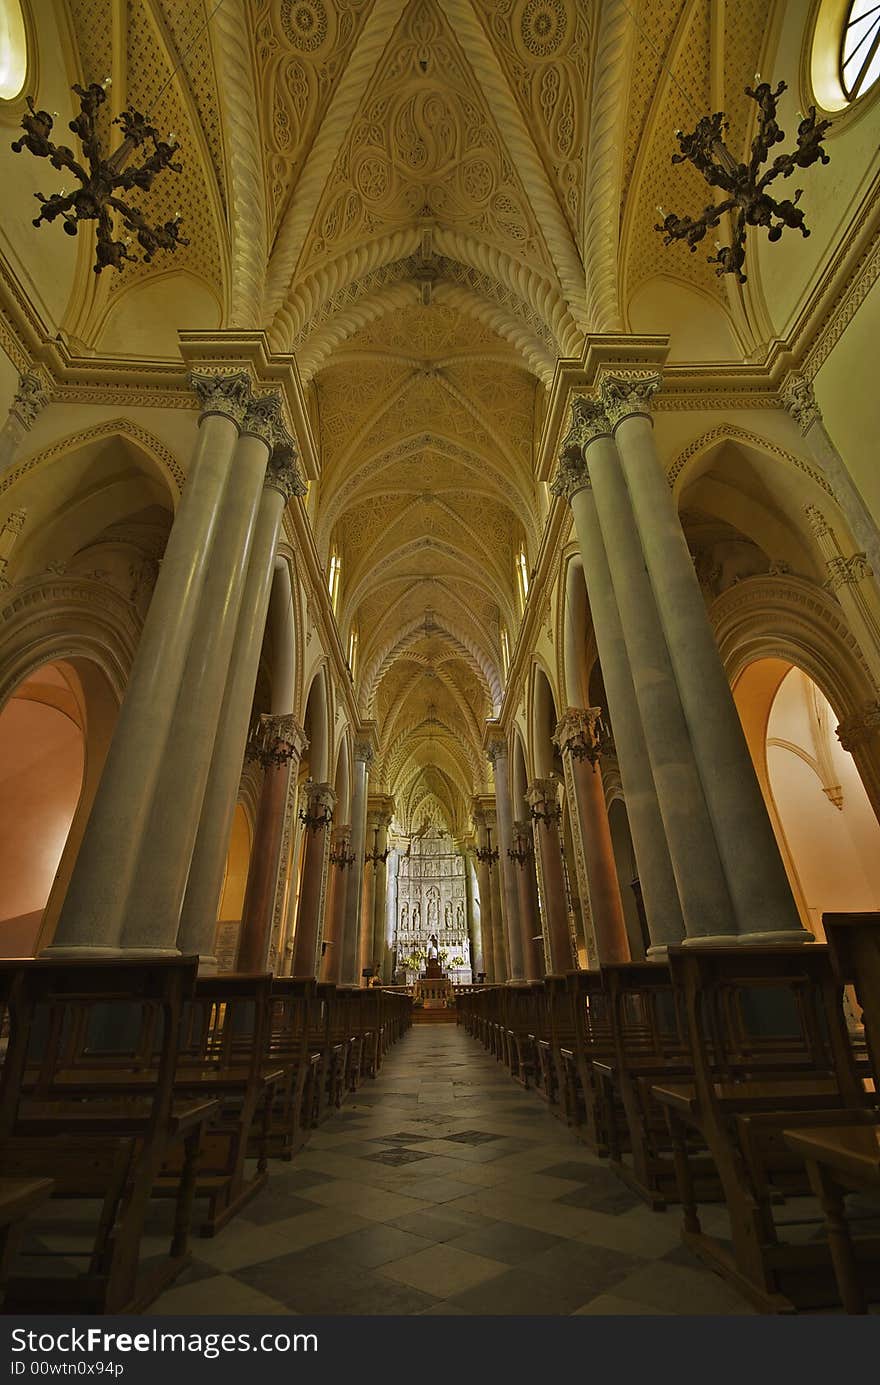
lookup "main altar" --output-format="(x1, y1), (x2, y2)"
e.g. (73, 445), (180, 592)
(393, 830), (472, 985)
(413, 935), (454, 1009)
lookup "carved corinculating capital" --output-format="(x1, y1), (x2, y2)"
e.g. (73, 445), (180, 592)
(242, 390), (285, 446)
(11, 372), (49, 429)
(600, 371), (662, 429)
(190, 369), (252, 428)
(527, 776), (562, 824)
(265, 453), (307, 501)
(354, 739), (375, 767)
(837, 701), (880, 751)
(551, 396), (611, 504)
(825, 553), (873, 592)
(554, 707), (603, 764)
(485, 734), (508, 767)
(804, 503), (831, 539)
(782, 372), (822, 432)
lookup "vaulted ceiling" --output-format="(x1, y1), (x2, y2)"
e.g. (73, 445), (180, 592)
(63, 0), (776, 833)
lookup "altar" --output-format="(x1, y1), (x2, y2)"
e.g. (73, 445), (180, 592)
(413, 938), (454, 1008)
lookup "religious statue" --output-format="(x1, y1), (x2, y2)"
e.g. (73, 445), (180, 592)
(426, 933), (439, 960)
(412, 903), (420, 928)
(400, 902), (408, 931)
(456, 903), (464, 929)
(444, 901), (452, 928)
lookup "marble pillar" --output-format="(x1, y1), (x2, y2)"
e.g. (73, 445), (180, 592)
(340, 740), (373, 985)
(49, 371), (250, 955)
(527, 776), (574, 974)
(366, 798), (394, 980)
(320, 824), (352, 983)
(177, 448), (306, 967)
(604, 372), (805, 944)
(509, 821), (544, 979)
(552, 439), (685, 954)
(783, 372), (880, 589)
(237, 716), (308, 972)
(486, 735), (523, 980)
(291, 782), (336, 977)
(554, 708), (629, 964)
(0, 372), (48, 475)
(122, 397), (286, 952)
(471, 804), (497, 982)
(565, 398), (736, 943)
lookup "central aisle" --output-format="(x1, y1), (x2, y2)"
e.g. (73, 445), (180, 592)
(151, 1023), (752, 1315)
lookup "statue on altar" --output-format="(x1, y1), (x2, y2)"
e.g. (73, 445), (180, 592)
(426, 933), (439, 960)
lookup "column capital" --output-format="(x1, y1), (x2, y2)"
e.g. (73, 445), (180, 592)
(299, 779), (336, 830)
(782, 371), (822, 432)
(526, 776), (562, 824)
(247, 712), (308, 769)
(600, 370), (662, 429)
(553, 706), (604, 766)
(367, 793), (395, 828)
(354, 739), (375, 767)
(190, 368), (252, 427)
(10, 371), (49, 430)
(264, 452), (307, 501)
(242, 390), (286, 447)
(837, 700), (880, 752)
(484, 722), (508, 766)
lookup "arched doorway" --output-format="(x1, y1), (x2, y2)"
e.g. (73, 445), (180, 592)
(0, 661), (86, 956)
(735, 658), (880, 936)
(215, 802), (253, 971)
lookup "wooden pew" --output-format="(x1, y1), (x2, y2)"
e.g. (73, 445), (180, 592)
(260, 977), (319, 1162)
(558, 970), (617, 1153)
(652, 944), (878, 1313)
(0, 956), (218, 1313)
(593, 961), (705, 1208)
(0, 1178), (53, 1299)
(779, 912), (880, 1312)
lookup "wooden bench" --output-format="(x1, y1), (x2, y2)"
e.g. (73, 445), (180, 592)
(558, 970), (617, 1153)
(0, 956), (218, 1313)
(652, 944), (877, 1313)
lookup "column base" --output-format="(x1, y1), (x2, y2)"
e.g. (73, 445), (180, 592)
(736, 929), (813, 946)
(40, 944), (127, 959)
(679, 932), (740, 948)
(195, 954), (219, 974)
(645, 943), (670, 961)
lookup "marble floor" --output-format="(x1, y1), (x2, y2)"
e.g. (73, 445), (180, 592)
(146, 1022), (754, 1316)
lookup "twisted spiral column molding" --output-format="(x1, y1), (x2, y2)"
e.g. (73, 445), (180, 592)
(583, 0), (634, 332)
(437, 0), (589, 334)
(263, 0), (414, 323)
(213, 0), (267, 329)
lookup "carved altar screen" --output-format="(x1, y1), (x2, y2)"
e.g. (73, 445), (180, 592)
(393, 832), (471, 983)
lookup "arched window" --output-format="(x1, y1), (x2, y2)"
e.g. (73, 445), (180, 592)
(499, 625), (510, 680)
(516, 548), (529, 609)
(328, 549), (341, 610)
(347, 625), (358, 678)
(0, 0), (27, 100)
(841, 0), (880, 100)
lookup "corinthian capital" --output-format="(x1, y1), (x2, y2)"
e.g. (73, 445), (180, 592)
(600, 371), (662, 428)
(782, 372), (822, 432)
(485, 733), (507, 766)
(242, 390), (285, 447)
(553, 707), (603, 764)
(837, 701), (880, 751)
(354, 739), (375, 767)
(265, 453), (307, 501)
(11, 372), (49, 430)
(190, 369), (252, 427)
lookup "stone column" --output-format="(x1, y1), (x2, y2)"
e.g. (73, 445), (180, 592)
(177, 447), (306, 967)
(462, 845), (483, 978)
(509, 821), (544, 979)
(804, 504), (880, 687)
(486, 735), (524, 980)
(340, 740), (373, 984)
(527, 777), (574, 974)
(554, 707), (629, 964)
(237, 716), (308, 972)
(604, 373), (805, 944)
(49, 371), (251, 955)
(477, 804), (506, 981)
(783, 373), (880, 588)
(471, 802), (496, 981)
(366, 797), (394, 980)
(319, 824), (352, 982)
(122, 396), (290, 952)
(0, 507), (27, 589)
(560, 398), (735, 944)
(290, 782), (336, 977)
(0, 371), (48, 474)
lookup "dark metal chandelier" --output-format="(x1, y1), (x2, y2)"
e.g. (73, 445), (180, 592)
(474, 827), (499, 866)
(507, 830), (534, 869)
(11, 79), (187, 274)
(655, 79), (831, 283)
